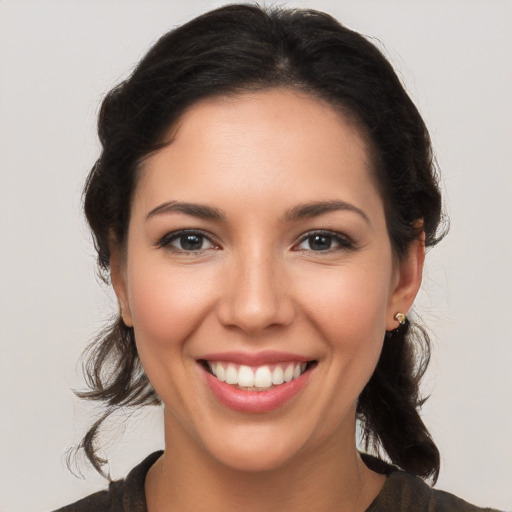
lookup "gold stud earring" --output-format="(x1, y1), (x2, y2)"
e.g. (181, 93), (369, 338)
(394, 312), (406, 325)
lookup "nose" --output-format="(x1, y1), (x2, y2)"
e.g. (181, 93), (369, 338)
(216, 247), (296, 334)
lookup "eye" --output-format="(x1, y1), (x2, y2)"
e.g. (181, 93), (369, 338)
(158, 230), (218, 252)
(295, 230), (354, 252)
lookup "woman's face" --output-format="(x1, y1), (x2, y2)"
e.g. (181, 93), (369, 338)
(112, 89), (422, 471)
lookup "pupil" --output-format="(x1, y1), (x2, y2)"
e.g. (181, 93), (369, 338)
(181, 234), (202, 250)
(310, 235), (331, 251)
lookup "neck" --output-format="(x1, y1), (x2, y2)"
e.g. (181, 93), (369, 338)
(145, 408), (385, 512)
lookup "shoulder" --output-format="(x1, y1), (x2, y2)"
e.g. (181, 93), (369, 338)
(52, 451), (163, 512)
(52, 484), (117, 512)
(368, 470), (503, 512)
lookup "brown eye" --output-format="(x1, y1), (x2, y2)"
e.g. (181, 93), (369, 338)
(176, 234), (207, 251)
(159, 230), (216, 252)
(295, 230), (354, 252)
(306, 234), (333, 251)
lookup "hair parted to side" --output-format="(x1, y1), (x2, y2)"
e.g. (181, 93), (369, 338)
(77, 4), (446, 481)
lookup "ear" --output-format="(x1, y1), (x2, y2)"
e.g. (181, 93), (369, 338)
(109, 240), (134, 328)
(385, 232), (425, 331)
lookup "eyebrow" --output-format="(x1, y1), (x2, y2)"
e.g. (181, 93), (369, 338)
(146, 199), (370, 225)
(284, 200), (371, 225)
(146, 201), (225, 221)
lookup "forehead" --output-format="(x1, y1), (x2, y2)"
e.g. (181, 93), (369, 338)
(134, 88), (383, 220)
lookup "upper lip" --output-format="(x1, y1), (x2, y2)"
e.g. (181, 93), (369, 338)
(198, 350), (314, 366)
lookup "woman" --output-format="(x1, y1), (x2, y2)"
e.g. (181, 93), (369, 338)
(55, 4), (501, 511)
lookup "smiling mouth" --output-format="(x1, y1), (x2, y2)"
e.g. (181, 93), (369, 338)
(200, 360), (317, 391)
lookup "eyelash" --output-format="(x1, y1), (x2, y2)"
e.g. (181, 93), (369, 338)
(294, 230), (356, 253)
(157, 229), (356, 254)
(157, 229), (219, 254)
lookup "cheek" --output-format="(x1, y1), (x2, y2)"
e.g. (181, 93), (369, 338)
(125, 260), (218, 355)
(294, 260), (392, 348)
(293, 256), (393, 407)
(124, 259), (224, 413)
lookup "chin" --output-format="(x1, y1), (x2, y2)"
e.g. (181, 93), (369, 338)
(197, 422), (315, 474)
(213, 444), (299, 473)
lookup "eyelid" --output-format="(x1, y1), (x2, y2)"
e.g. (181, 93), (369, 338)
(156, 228), (355, 253)
(157, 229), (221, 251)
(293, 229), (356, 252)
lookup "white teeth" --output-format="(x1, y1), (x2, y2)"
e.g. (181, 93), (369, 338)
(216, 362), (225, 382)
(238, 365), (255, 387)
(271, 366), (284, 385)
(254, 366), (272, 388)
(207, 360), (310, 389)
(283, 363), (295, 383)
(225, 364), (238, 385)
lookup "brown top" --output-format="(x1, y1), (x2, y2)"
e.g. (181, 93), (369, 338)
(53, 451), (503, 512)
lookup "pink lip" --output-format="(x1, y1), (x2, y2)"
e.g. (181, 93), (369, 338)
(199, 350), (312, 366)
(201, 363), (314, 414)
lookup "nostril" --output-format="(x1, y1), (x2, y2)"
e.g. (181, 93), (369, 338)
(215, 268), (296, 333)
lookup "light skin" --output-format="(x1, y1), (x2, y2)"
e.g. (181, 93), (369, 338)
(111, 88), (425, 512)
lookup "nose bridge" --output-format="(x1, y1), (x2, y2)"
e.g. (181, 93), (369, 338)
(218, 241), (293, 333)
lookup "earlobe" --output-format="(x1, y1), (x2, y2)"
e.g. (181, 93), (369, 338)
(386, 233), (425, 331)
(109, 241), (134, 328)
(118, 299), (134, 328)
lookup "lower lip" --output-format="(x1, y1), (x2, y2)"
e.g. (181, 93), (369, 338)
(203, 366), (313, 413)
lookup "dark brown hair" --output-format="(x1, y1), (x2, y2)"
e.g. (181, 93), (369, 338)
(77, 4), (445, 482)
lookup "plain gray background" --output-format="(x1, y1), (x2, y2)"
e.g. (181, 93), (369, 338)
(0, 1), (511, 510)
